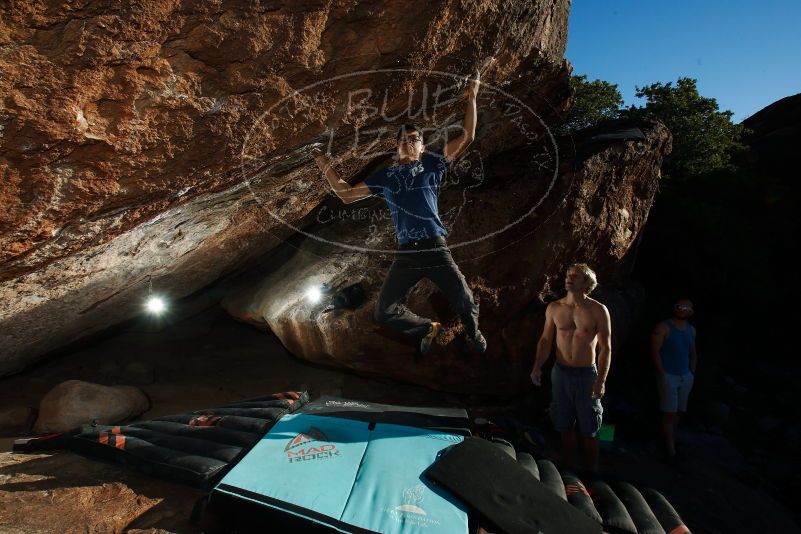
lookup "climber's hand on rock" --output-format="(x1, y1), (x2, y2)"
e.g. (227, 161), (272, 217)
(310, 146), (329, 168)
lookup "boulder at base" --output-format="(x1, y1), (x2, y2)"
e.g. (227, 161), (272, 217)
(34, 380), (150, 433)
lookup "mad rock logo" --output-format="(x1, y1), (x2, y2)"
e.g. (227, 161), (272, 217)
(284, 427), (340, 463)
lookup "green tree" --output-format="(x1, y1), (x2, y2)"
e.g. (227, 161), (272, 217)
(561, 74), (624, 132)
(623, 77), (745, 179)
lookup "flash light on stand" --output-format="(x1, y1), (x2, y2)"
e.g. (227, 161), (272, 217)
(144, 275), (167, 315)
(305, 286), (322, 303)
(145, 295), (166, 314)
(304, 283), (332, 305)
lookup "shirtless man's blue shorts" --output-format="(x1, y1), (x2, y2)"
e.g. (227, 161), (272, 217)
(549, 362), (603, 438)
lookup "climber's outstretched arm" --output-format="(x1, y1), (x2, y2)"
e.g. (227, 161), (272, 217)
(311, 148), (373, 204)
(444, 68), (481, 162)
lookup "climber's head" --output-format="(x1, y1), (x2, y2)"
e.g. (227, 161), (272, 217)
(396, 124), (425, 161)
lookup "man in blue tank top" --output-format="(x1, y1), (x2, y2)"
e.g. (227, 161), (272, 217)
(650, 298), (698, 460)
(311, 70), (486, 356)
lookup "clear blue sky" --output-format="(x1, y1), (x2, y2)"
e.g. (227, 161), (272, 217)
(565, 1), (801, 122)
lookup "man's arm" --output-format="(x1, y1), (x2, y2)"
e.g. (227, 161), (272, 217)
(650, 323), (667, 375)
(531, 303), (556, 386)
(690, 327), (697, 374)
(312, 149), (374, 204)
(592, 304), (612, 399)
(443, 69), (480, 162)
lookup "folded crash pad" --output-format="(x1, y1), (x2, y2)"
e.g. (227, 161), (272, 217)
(211, 412), (469, 533)
(424, 437), (602, 534)
(298, 396), (470, 436)
(588, 480), (637, 534)
(562, 471), (603, 524)
(538, 458), (567, 501)
(516, 451), (540, 481)
(614, 482), (666, 534)
(15, 390), (308, 488)
(642, 488), (691, 534)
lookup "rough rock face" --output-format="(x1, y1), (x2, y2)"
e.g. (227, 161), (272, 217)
(33, 379), (150, 433)
(222, 120), (672, 394)
(0, 0), (572, 375)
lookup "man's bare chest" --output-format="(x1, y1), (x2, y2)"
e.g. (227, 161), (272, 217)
(554, 307), (596, 334)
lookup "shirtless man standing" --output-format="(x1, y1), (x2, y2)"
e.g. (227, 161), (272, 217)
(530, 263), (612, 472)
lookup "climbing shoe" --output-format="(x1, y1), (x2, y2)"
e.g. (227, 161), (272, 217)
(420, 322), (442, 355)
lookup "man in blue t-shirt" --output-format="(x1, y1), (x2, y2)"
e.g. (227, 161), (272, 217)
(650, 298), (698, 460)
(311, 71), (486, 355)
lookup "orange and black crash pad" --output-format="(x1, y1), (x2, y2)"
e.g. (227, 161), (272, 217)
(14, 391), (309, 489)
(424, 437), (603, 534)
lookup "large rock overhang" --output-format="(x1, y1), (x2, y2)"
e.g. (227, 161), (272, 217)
(0, 0), (572, 374)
